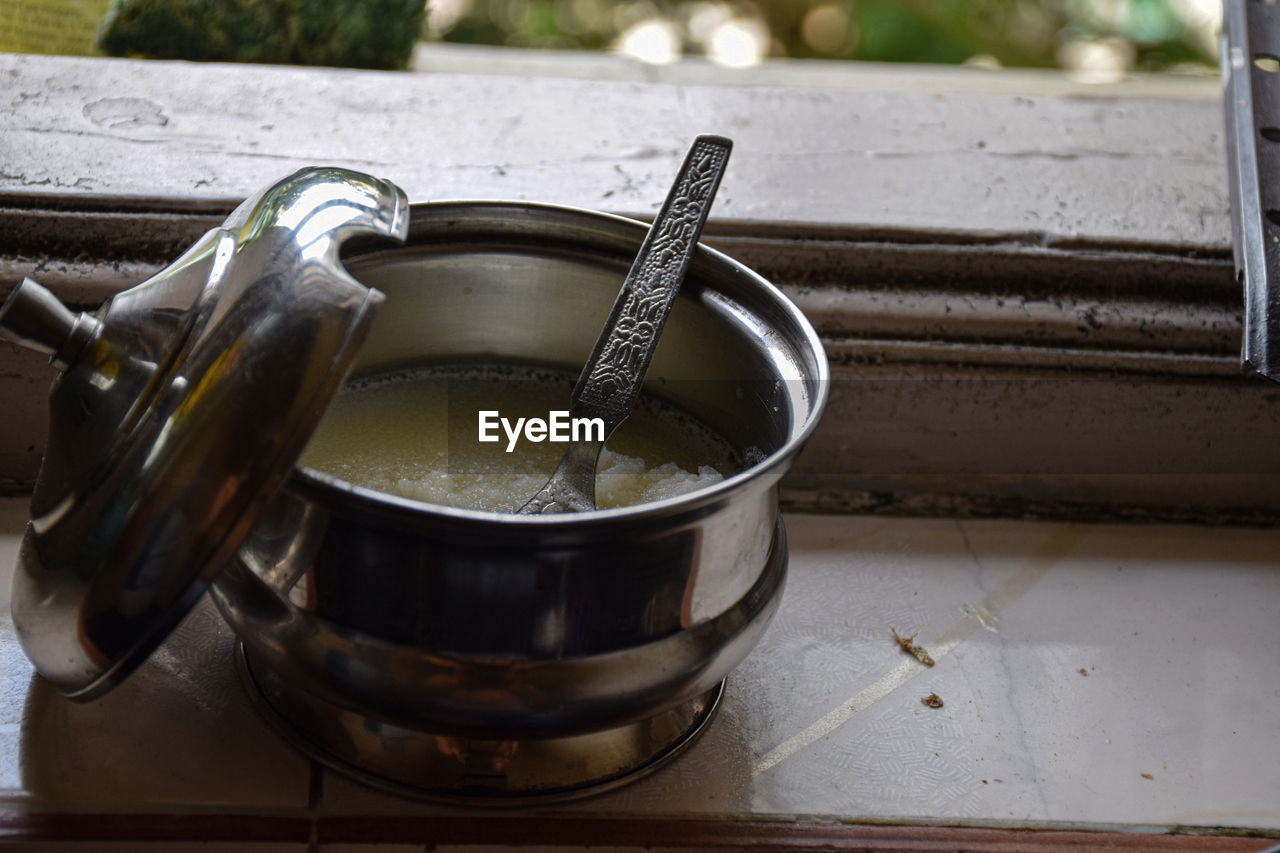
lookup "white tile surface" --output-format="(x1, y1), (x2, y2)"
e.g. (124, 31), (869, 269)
(1, 499), (1278, 833)
(567, 517), (1280, 829)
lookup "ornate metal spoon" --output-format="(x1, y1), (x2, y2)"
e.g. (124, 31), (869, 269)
(517, 134), (732, 514)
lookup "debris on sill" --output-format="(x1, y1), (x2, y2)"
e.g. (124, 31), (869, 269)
(892, 628), (935, 667)
(921, 692), (944, 709)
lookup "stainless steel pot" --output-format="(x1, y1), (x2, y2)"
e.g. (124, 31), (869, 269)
(213, 202), (829, 799)
(2, 166), (827, 801)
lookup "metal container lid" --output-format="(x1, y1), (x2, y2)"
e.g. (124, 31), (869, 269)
(0, 167), (409, 700)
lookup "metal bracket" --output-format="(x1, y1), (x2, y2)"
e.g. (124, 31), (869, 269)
(1224, 0), (1280, 382)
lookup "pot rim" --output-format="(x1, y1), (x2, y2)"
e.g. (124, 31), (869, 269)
(292, 199), (830, 528)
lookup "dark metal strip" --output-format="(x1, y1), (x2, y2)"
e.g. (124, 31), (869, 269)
(1225, 0), (1280, 381)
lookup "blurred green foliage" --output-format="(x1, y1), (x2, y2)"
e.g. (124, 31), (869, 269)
(425, 0), (1220, 74)
(97, 0), (424, 68)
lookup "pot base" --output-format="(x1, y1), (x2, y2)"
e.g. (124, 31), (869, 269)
(236, 644), (723, 804)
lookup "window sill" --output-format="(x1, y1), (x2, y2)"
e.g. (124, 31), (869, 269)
(1, 501), (1278, 845)
(1, 50), (1274, 523)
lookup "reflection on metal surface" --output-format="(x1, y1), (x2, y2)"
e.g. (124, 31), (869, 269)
(219, 514), (787, 745)
(1, 167), (409, 700)
(237, 643), (725, 804)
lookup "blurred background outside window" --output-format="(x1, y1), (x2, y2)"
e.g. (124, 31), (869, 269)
(431, 0), (1221, 81)
(1, 0), (1222, 81)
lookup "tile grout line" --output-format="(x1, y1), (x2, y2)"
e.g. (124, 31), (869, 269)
(750, 524), (1083, 777)
(750, 634), (968, 777)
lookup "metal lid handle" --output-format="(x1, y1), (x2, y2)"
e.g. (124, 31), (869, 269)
(0, 278), (102, 369)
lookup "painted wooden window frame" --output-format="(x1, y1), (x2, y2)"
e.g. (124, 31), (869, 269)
(2, 49), (1275, 524)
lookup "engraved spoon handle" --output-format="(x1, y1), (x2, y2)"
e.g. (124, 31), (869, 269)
(517, 135), (732, 515)
(572, 134), (732, 430)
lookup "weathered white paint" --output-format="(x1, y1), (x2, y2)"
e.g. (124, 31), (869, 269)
(0, 52), (1229, 250)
